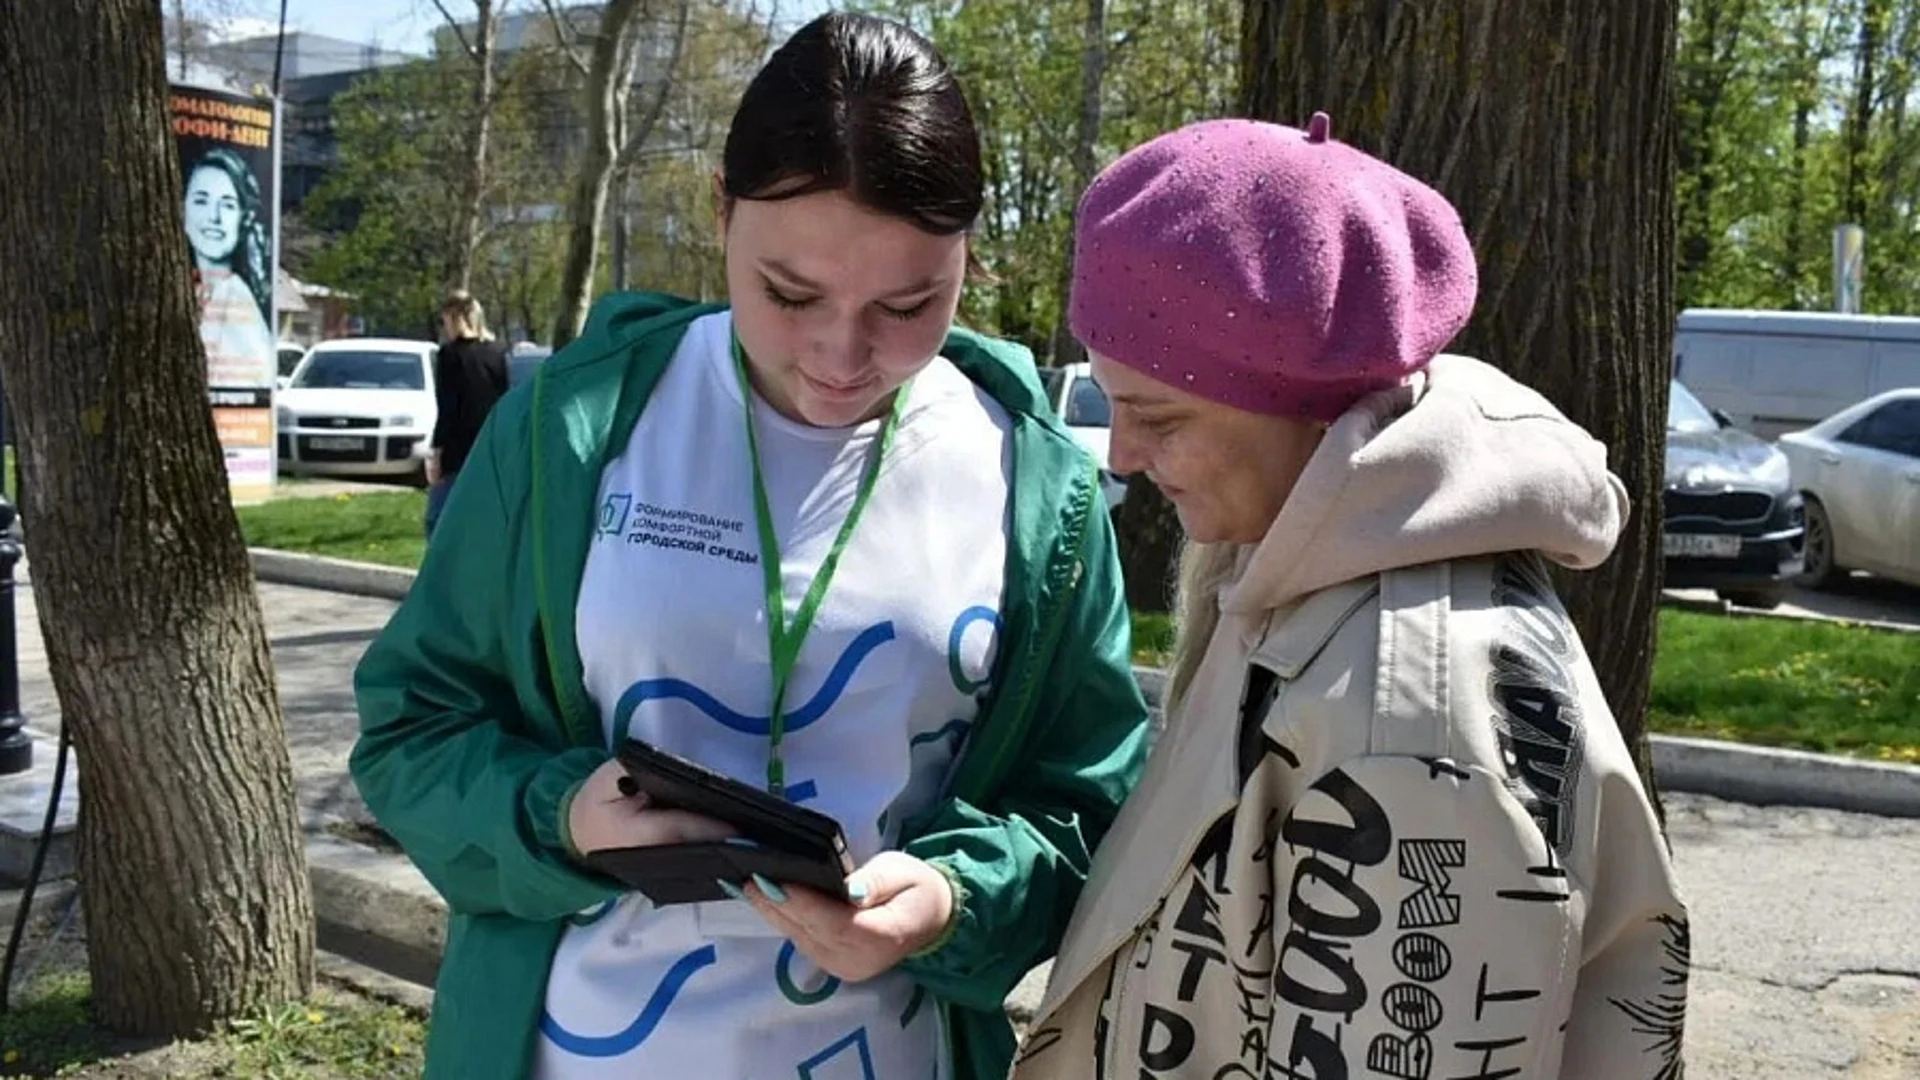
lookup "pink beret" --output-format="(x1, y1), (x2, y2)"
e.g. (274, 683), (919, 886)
(1069, 114), (1479, 421)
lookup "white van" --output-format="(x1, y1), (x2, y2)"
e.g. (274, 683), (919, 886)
(1673, 308), (1920, 439)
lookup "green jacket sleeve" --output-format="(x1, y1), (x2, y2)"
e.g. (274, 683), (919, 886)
(898, 501), (1150, 1011)
(351, 390), (620, 923)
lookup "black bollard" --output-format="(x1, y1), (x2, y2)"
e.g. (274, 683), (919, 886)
(0, 374), (26, 775)
(0, 494), (26, 776)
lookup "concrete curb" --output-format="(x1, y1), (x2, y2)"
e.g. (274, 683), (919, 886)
(1659, 590), (1920, 635)
(1660, 594), (1731, 618)
(306, 828), (446, 961)
(1126, 664), (1920, 818)
(1651, 735), (1920, 818)
(249, 548), (413, 601)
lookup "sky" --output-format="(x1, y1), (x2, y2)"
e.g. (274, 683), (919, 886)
(254, 0), (443, 55)
(233, 0), (832, 56)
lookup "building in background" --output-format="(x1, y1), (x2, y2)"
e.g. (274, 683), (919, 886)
(198, 32), (420, 216)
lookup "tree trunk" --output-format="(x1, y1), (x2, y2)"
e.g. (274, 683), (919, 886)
(1048, 0), (1109, 369)
(1114, 481), (1182, 613)
(0, 0), (314, 1035)
(1843, 0), (1886, 228)
(1240, 0), (1678, 762)
(552, 0), (647, 348)
(1675, 0), (1749, 306)
(553, 0), (693, 347)
(1782, 2), (1856, 307)
(171, 0), (190, 78)
(450, 0), (499, 293)
(1068, 0), (1192, 617)
(1781, 2), (1821, 303)
(612, 164), (633, 293)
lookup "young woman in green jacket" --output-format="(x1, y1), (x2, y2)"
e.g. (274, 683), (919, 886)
(350, 13), (1150, 1080)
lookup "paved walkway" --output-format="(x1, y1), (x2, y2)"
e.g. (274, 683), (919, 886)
(1665, 793), (1920, 1077)
(16, 573), (392, 831)
(7, 576), (1918, 1076)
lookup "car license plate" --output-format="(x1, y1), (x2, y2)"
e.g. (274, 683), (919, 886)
(1664, 533), (1742, 558)
(308, 436), (369, 452)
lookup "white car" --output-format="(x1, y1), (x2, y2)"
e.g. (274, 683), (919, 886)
(1777, 387), (1920, 589)
(1040, 362), (1129, 510)
(276, 338), (438, 480)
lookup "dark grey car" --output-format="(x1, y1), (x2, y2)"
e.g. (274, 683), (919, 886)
(1662, 379), (1805, 609)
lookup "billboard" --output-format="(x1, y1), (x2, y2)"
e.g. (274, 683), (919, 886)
(170, 84), (278, 502)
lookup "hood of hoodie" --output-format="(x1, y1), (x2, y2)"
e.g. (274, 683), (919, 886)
(1219, 353), (1629, 616)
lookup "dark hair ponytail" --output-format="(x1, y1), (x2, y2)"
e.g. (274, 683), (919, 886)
(722, 12), (984, 236)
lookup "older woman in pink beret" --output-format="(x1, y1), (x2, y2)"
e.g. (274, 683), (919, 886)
(1015, 114), (1690, 1080)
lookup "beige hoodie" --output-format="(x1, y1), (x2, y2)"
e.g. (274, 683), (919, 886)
(1013, 355), (1688, 1080)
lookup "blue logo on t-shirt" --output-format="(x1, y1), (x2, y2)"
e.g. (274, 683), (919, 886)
(599, 493), (634, 537)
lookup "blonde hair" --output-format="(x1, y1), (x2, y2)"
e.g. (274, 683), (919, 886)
(440, 289), (493, 341)
(1164, 540), (1241, 716)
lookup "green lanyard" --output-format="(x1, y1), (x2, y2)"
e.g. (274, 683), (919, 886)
(732, 335), (908, 796)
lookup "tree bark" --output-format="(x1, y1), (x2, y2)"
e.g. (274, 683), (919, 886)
(1843, 0), (1888, 228)
(1675, 0), (1750, 306)
(1781, 1), (1846, 306)
(612, 164), (633, 293)
(1114, 481), (1182, 613)
(552, 0), (694, 347)
(1048, 0), (1109, 369)
(441, 0), (500, 294)
(1240, 0), (1678, 760)
(0, 0), (314, 1035)
(552, 0), (646, 348)
(1066, 0), (1193, 616)
(171, 0), (191, 78)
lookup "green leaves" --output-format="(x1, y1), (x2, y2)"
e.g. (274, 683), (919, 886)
(1677, 0), (1920, 313)
(878, 0), (1238, 358)
(300, 49), (569, 337)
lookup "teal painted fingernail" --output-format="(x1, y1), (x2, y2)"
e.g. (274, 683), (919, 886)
(725, 837), (759, 848)
(716, 879), (745, 901)
(845, 879), (869, 903)
(752, 873), (788, 904)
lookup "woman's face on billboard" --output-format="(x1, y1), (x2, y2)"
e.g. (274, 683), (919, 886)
(184, 165), (240, 266)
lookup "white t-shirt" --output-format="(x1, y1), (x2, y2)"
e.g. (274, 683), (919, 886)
(536, 312), (1013, 1080)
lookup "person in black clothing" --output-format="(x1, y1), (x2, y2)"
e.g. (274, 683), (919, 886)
(426, 289), (509, 538)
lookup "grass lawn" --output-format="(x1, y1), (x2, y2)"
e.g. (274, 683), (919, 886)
(0, 895), (425, 1080)
(240, 492), (1919, 763)
(1132, 612), (1175, 668)
(1651, 609), (1920, 764)
(0, 972), (425, 1079)
(1128, 608), (1920, 763)
(235, 490), (426, 570)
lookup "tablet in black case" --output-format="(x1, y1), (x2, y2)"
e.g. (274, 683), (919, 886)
(581, 739), (857, 906)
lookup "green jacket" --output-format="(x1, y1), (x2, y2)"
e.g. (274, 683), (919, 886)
(352, 292), (1151, 1080)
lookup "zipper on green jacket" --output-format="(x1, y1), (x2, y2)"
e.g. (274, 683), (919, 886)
(960, 461), (1098, 802)
(531, 364), (597, 750)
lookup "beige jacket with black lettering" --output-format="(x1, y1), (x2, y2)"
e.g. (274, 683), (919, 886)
(1014, 356), (1690, 1080)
